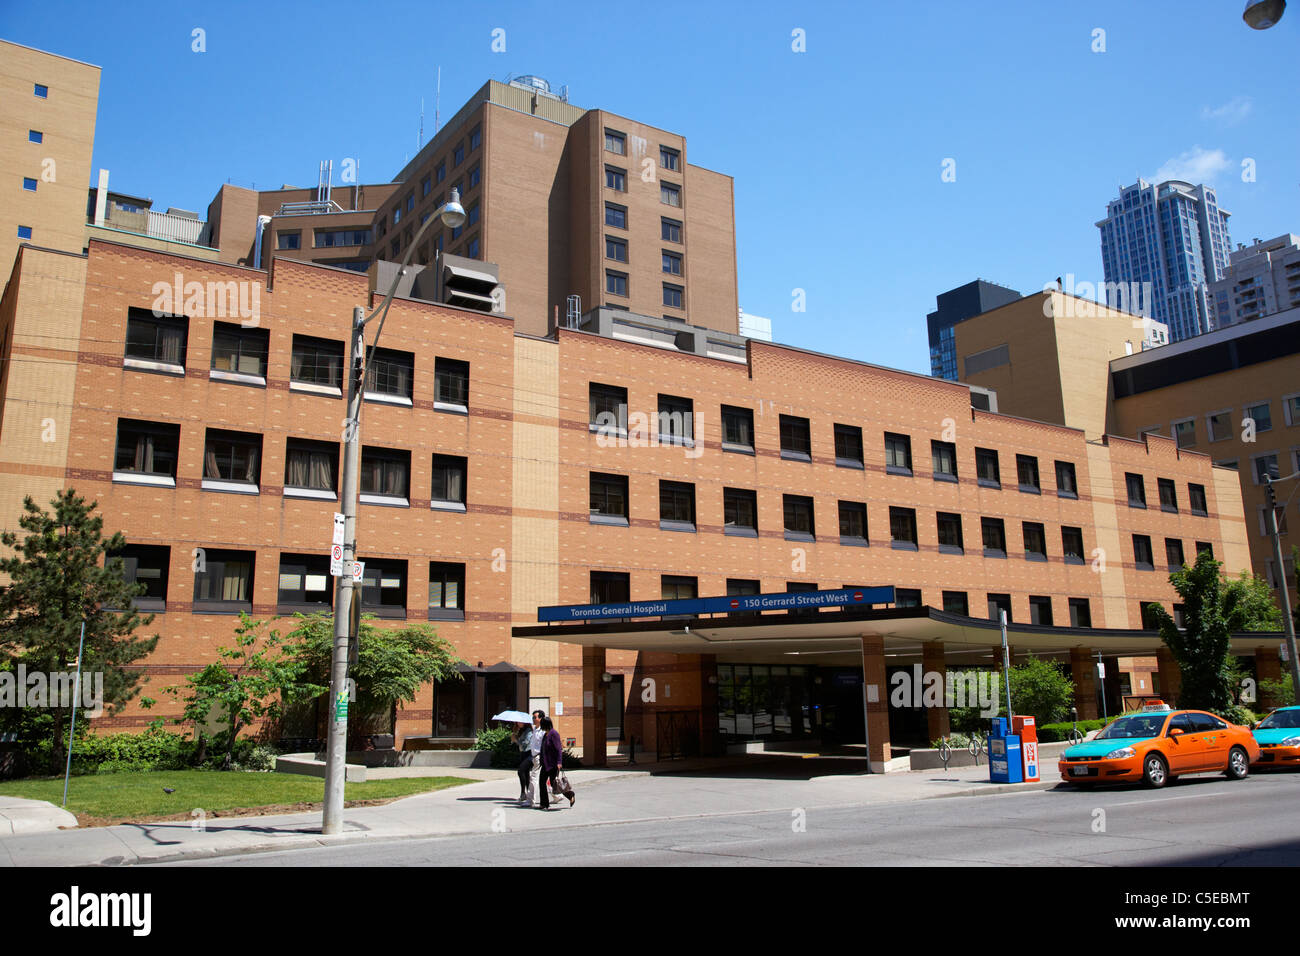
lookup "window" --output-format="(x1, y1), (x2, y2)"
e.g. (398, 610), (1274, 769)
(1062, 526), (1085, 565)
(605, 129), (626, 154)
(1253, 453), (1279, 485)
(193, 549), (253, 611)
(943, 591), (969, 616)
(278, 553), (332, 611)
(428, 562), (465, 620)
(22, 177), (37, 192)
(290, 335), (343, 393)
(1016, 454), (1040, 493)
(356, 558), (408, 619)
(659, 146), (680, 171)
(1126, 473), (1147, 508)
(662, 251), (683, 276)
(468, 165), (481, 189)
(976, 447), (1000, 488)
(839, 501), (868, 546)
(1246, 401), (1272, 433)
(660, 480), (696, 531)
(605, 236), (628, 262)
(724, 487), (758, 537)
(784, 495), (816, 540)
(1166, 538), (1185, 570)
(434, 357), (469, 409)
(453, 142), (465, 166)
(590, 571), (630, 605)
(661, 218), (682, 243)
(1207, 411), (1232, 442)
(834, 424), (864, 468)
(29, 130), (43, 144)
(605, 202), (627, 229)
(662, 575), (697, 602)
(931, 441), (957, 481)
(937, 512), (963, 554)
(277, 231), (301, 250)
(210, 322), (268, 381)
(114, 420), (179, 485)
(1189, 483), (1208, 515)
(889, 507), (918, 550)
(1068, 598), (1091, 628)
(110, 545), (170, 611)
(421, 176), (431, 197)
(657, 394), (694, 445)
(607, 270), (629, 297)
(467, 204), (479, 227)
(982, 517), (1006, 558)
(34, 84), (48, 98)
(777, 415), (812, 460)
(125, 309), (187, 371)
(466, 236), (480, 259)
(662, 283), (683, 309)
(885, 433), (913, 475)
(727, 579), (761, 616)
(284, 438), (338, 498)
(1023, 522), (1047, 561)
(590, 472), (629, 525)
(1133, 534), (1155, 571)
(988, 593), (1012, 623)
(605, 166), (626, 191)
(16, 225), (31, 241)
(470, 126), (481, 151)
(895, 589), (922, 608)
(315, 228), (371, 248)
(364, 347), (414, 403)
(1286, 394), (1300, 427)
(202, 429), (261, 491)
(359, 447), (410, 504)
(721, 405), (754, 452)
(431, 455), (467, 510)
(660, 183), (681, 207)
(1139, 602), (1163, 630)
(589, 382), (628, 432)
(1029, 596), (1053, 626)
(1172, 420), (1195, 449)
(1055, 460), (1077, 498)
(435, 160), (446, 183)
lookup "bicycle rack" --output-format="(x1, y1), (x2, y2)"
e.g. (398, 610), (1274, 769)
(938, 738), (952, 771)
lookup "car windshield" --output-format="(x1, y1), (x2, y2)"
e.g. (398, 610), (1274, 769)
(1095, 715), (1166, 739)
(1258, 709), (1300, 730)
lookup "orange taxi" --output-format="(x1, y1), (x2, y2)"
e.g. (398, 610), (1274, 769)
(1058, 709), (1259, 788)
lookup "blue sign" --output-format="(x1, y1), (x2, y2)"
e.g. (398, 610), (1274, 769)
(537, 586), (896, 623)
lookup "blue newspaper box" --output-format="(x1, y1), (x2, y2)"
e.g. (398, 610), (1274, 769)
(988, 718), (1024, 783)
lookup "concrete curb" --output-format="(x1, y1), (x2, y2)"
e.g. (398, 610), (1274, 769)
(0, 797), (79, 835)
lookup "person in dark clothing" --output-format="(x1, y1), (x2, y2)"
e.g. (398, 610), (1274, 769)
(511, 721), (533, 805)
(537, 716), (575, 809)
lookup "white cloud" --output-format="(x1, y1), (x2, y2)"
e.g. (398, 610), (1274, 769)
(1152, 146), (1232, 185)
(1201, 96), (1252, 126)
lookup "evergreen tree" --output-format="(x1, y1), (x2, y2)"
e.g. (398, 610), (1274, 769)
(0, 489), (159, 772)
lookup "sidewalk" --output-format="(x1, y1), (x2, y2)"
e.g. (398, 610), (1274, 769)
(0, 756), (1057, 867)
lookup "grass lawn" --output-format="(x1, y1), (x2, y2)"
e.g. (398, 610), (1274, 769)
(0, 771), (473, 826)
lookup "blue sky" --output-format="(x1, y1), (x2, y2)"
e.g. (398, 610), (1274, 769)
(4, 0), (1297, 374)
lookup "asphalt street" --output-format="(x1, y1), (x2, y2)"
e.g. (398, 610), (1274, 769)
(167, 768), (1300, 867)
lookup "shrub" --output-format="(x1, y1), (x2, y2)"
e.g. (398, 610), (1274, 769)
(1037, 718), (1108, 742)
(1216, 704), (1258, 727)
(474, 726), (520, 769)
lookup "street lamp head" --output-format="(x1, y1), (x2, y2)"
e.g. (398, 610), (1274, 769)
(1243, 0), (1285, 28)
(439, 187), (467, 229)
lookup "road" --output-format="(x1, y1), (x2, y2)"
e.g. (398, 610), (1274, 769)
(166, 768), (1300, 867)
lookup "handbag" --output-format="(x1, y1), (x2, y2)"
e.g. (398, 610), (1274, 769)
(553, 769), (571, 794)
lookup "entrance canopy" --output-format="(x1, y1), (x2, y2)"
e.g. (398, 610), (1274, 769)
(515, 602), (1286, 666)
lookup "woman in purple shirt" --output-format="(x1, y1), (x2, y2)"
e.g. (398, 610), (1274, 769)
(537, 716), (575, 810)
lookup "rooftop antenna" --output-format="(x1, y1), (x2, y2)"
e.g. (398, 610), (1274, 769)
(419, 97), (424, 149)
(435, 66), (441, 135)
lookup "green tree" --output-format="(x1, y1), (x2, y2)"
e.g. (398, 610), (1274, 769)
(1004, 656), (1075, 725)
(164, 613), (320, 769)
(0, 489), (159, 773)
(286, 612), (464, 739)
(1152, 551), (1282, 713)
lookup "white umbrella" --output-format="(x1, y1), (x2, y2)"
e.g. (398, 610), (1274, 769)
(491, 710), (533, 724)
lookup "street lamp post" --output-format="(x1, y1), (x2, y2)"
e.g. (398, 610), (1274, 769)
(321, 189), (465, 835)
(1264, 472), (1300, 705)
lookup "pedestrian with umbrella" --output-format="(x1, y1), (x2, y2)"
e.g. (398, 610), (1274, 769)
(491, 710), (536, 806)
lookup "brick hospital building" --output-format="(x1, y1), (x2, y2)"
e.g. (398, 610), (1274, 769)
(0, 43), (1283, 768)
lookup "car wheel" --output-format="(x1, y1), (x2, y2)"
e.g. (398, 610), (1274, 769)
(1225, 746), (1249, 780)
(1142, 753), (1169, 788)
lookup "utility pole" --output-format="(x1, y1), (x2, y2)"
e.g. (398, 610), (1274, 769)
(1264, 474), (1300, 702)
(1000, 610), (1012, 719)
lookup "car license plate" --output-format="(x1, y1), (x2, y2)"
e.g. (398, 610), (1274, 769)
(1070, 766), (1090, 776)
